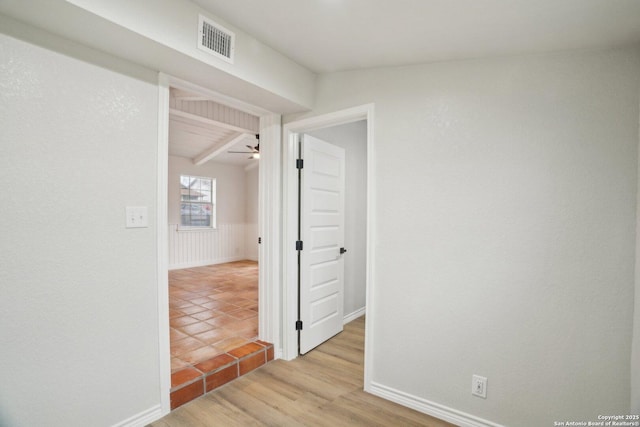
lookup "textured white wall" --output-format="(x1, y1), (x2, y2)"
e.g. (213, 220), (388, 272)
(245, 166), (259, 261)
(289, 47), (640, 425)
(309, 121), (367, 319)
(0, 32), (160, 427)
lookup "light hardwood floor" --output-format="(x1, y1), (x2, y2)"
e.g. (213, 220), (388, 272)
(150, 317), (454, 427)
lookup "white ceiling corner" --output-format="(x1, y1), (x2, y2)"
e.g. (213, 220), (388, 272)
(192, 0), (640, 73)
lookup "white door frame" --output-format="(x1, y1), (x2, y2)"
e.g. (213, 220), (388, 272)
(282, 103), (376, 389)
(156, 73), (282, 415)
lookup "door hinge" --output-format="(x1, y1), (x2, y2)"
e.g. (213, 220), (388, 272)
(296, 158), (304, 169)
(258, 237), (262, 244)
(296, 320), (303, 331)
(296, 240), (303, 251)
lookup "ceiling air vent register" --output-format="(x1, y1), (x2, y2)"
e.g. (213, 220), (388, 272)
(198, 15), (235, 63)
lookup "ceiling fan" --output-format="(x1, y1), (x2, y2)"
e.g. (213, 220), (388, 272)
(228, 134), (260, 159)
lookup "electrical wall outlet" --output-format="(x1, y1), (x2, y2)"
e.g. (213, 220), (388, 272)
(472, 375), (487, 399)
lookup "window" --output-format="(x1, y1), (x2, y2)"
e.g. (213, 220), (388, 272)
(180, 175), (215, 228)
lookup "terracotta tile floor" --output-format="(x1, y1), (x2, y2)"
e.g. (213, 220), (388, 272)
(169, 260), (259, 373)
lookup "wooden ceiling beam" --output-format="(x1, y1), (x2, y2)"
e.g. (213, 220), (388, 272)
(170, 108), (255, 134)
(193, 132), (251, 166)
(171, 88), (210, 102)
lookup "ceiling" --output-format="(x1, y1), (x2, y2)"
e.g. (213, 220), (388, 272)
(193, 0), (640, 73)
(169, 88), (260, 168)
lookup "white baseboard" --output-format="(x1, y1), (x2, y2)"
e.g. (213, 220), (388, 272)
(344, 307), (366, 324)
(168, 256), (246, 270)
(111, 404), (164, 427)
(367, 382), (503, 427)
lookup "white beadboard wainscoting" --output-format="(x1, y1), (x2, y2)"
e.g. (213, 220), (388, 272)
(245, 222), (259, 262)
(168, 223), (248, 270)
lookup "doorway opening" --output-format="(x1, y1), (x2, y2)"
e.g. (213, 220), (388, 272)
(282, 104), (375, 391)
(167, 85), (262, 367)
(157, 75), (281, 412)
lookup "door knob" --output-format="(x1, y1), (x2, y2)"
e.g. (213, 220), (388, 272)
(340, 247), (347, 254)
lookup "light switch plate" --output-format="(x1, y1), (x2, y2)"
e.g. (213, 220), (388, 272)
(126, 206), (148, 228)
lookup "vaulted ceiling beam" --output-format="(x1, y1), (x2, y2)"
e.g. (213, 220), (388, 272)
(170, 108), (254, 134)
(193, 132), (251, 166)
(171, 88), (211, 102)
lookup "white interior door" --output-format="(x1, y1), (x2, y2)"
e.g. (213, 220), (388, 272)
(299, 134), (346, 354)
